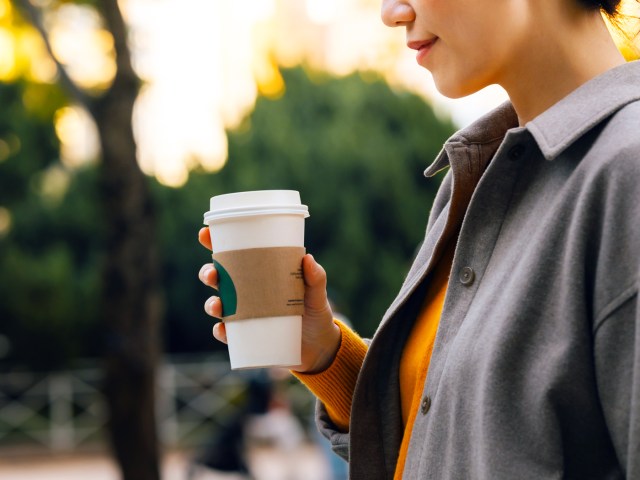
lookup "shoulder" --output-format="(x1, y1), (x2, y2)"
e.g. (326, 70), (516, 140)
(596, 99), (640, 164)
(564, 100), (640, 246)
(579, 100), (640, 186)
(575, 102), (640, 307)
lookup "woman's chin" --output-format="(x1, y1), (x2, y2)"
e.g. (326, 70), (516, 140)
(432, 73), (486, 100)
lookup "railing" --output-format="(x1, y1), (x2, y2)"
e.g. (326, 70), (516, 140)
(0, 354), (315, 453)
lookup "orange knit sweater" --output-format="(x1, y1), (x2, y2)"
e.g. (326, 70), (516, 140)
(294, 244), (454, 478)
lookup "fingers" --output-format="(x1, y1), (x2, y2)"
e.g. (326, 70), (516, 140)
(204, 291), (226, 344)
(198, 227), (213, 251)
(204, 295), (222, 318)
(200, 228), (225, 344)
(212, 322), (228, 344)
(199, 263), (218, 288)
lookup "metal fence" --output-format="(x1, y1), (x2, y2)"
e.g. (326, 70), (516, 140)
(0, 354), (315, 453)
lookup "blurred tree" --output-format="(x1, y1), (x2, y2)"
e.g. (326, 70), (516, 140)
(12, 1), (161, 478)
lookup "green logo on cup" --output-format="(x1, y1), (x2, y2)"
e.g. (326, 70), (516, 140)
(212, 259), (237, 317)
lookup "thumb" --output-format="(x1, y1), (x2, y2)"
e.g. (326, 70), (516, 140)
(302, 254), (329, 310)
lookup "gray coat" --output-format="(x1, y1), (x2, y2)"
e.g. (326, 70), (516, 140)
(318, 61), (640, 479)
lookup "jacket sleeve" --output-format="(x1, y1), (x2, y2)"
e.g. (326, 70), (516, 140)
(591, 130), (640, 478)
(594, 284), (640, 478)
(316, 398), (352, 461)
(314, 334), (372, 461)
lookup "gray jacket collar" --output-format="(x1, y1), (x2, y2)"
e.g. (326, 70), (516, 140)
(528, 60), (640, 160)
(425, 60), (640, 176)
(425, 101), (517, 177)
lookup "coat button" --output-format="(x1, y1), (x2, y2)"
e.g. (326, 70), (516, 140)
(460, 266), (475, 285)
(508, 144), (525, 160)
(421, 396), (431, 415)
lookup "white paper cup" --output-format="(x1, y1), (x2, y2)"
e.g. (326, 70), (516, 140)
(203, 190), (309, 369)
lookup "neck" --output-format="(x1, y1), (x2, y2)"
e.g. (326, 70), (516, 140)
(500, 9), (625, 126)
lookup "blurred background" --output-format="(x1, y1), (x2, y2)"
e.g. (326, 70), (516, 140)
(0, 0), (638, 479)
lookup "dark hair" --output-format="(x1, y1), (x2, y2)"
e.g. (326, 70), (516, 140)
(578, 0), (620, 16)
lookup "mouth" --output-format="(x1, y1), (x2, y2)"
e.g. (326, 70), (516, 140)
(407, 38), (439, 63)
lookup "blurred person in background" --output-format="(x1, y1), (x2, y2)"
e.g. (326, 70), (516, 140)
(187, 369), (272, 479)
(199, 0), (640, 478)
(188, 369), (307, 480)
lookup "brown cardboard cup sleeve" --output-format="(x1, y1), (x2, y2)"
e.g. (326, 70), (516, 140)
(212, 247), (306, 321)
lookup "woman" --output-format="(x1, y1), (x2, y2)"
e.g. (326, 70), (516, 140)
(199, 0), (640, 478)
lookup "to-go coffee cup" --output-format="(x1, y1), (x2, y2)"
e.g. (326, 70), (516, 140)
(203, 190), (309, 369)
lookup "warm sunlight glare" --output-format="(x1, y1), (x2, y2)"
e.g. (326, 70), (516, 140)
(49, 4), (116, 89)
(54, 106), (100, 168)
(0, 0), (10, 19)
(0, 28), (15, 80)
(10, 0), (639, 188)
(40, 0), (514, 186)
(0, 0), (56, 83)
(22, 31), (58, 83)
(305, 0), (339, 24)
(125, 0), (244, 187)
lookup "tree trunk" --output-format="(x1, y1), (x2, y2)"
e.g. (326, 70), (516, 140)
(92, 74), (162, 480)
(92, 2), (162, 479)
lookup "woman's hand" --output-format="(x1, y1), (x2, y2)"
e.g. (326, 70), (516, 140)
(198, 227), (341, 373)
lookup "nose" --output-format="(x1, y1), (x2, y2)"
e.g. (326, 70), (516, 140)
(381, 0), (415, 27)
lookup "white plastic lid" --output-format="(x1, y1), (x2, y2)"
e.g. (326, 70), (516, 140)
(203, 190), (309, 224)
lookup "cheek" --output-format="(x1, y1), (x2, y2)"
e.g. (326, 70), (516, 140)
(451, 23), (517, 78)
(425, 2), (526, 97)
(430, 35), (506, 97)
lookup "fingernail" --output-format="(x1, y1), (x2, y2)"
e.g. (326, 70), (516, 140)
(200, 266), (212, 283)
(205, 297), (215, 314)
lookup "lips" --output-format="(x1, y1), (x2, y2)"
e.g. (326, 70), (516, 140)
(407, 38), (439, 64)
(407, 39), (437, 51)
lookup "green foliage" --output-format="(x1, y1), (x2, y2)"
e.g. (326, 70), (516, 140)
(0, 165), (104, 370)
(0, 81), (66, 204)
(0, 241), (100, 369)
(0, 79), (103, 370)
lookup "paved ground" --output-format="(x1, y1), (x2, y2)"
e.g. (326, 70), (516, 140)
(0, 443), (333, 480)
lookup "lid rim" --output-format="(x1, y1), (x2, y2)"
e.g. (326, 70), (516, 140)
(204, 204), (309, 223)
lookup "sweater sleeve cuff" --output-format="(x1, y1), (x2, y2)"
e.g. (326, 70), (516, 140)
(291, 319), (368, 432)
